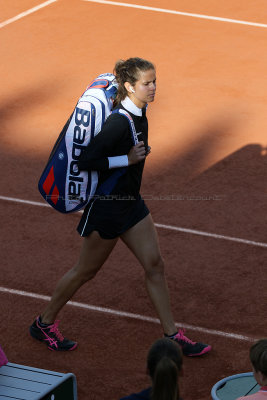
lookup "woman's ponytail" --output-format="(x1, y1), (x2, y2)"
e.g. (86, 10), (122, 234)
(151, 356), (179, 400)
(147, 338), (183, 400)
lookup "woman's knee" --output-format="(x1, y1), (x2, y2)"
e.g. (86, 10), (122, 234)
(144, 256), (165, 279)
(72, 262), (99, 284)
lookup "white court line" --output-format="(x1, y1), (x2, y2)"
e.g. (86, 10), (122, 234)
(1, 194), (267, 249)
(0, 286), (256, 342)
(155, 223), (267, 249)
(0, 195), (48, 208)
(82, 0), (267, 29)
(0, 0), (57, 29)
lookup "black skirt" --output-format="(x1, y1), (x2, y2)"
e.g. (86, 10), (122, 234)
(77, 195), (150, 239)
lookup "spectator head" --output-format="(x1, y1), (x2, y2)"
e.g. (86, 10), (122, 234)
(250, 339), (267, 386)
(147, 338), (183, 400)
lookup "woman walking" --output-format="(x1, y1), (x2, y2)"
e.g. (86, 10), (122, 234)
(29, 57), (211, 357)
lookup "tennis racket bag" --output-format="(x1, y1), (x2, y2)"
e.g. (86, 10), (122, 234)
(38, 73), (118, 213)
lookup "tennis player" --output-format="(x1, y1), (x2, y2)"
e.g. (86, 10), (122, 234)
(29, 57), (211, 357)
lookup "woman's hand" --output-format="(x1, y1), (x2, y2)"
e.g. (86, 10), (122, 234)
(146, 146), (151, 156)
(128, 142), (146, 165)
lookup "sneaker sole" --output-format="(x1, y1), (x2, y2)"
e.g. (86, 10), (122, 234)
(48, 343), (78, 351)
(186, 344), (212, 357)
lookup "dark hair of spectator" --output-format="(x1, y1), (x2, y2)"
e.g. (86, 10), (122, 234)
(250, 338), (267, 376)
(147, 338), (183, 400)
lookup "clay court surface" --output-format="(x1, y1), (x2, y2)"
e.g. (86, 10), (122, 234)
(1, 0), (267, 399)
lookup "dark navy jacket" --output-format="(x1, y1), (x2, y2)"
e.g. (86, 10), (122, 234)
(78, 103), (148, 198)
(120, 388), (151, 400)
(120, 387), (183, 400)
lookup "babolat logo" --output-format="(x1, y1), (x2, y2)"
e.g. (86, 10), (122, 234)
(68, 107), (90, 201)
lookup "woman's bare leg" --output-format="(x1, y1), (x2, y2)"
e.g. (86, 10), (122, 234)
(120, 214), (176, 336)
(41, 231), (118, 324)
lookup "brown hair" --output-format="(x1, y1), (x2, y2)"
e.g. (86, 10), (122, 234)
(250, 339), (267, 376)
(113, 57), (155, 106)
(147, 338), (183, 400)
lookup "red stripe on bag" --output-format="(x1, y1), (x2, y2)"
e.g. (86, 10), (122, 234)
(51, 185), (59, 205)
(87, 79), (109, 90)
(43, 166), (55, 195)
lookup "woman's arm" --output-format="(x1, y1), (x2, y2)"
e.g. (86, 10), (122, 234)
(77, 114), (128, 171)
(78, 114), (147, 171)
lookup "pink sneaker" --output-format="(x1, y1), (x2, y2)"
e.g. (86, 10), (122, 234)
(172, 329), (211, 357)
(29, 316), (77, 351)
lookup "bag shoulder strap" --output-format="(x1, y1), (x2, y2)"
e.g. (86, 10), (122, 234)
(112, 108), (139, 145)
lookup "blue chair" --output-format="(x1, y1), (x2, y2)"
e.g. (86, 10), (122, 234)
(0, 362), (77, 399)
(211, 372), (260, 400)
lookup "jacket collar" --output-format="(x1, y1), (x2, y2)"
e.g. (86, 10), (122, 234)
(121, 96), (142, 117)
